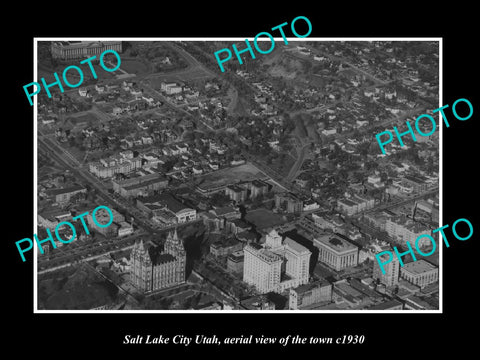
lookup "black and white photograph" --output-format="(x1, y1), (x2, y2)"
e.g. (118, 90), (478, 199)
(6, 5), (478, 356)
(34, 39), (441, 312)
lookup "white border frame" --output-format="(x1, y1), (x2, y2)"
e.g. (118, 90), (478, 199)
(33, 37), (443, 314)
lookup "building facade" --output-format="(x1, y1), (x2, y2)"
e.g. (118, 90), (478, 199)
(243, 243), (282, 294)
(275, 193), (303, 213)
(51, 41), (122, 60)
(89, 156), (142, 179)
(385, 217), (432, 247)
(112, 173), (168, 198)
(46, 185), (87, 205)
(373, 251), (400, 286)
(289, 280), (332, 310)
(400, 260), (438, 288)
(227, 250), (244, 274)
(337, 194), (375, 216)
(313, 234), (358, 271)
(130, 230), (186, 293)
(137, 193), (196, 224)
(243, 229), (311, 294)
(225, 185), (248, 203)
(249, 180), (269, 199)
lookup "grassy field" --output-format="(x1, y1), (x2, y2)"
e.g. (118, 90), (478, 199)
(195, 163), (266, 192)
(245, 208), (286, 229)
(148, 66), (213, 86)
(121, 59), (149, 75)
(66, 111), (100, 126)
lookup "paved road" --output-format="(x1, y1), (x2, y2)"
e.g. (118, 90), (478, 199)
(354, 187), (439, 217)
(285, 142), (310, 182)
(37, 134), (157, 234)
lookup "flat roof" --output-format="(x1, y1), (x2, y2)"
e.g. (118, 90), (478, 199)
(122, 177), (168, 191)
(284, 237), (310, 255)
(212, 206), (238, 216)
(46, 184), (85, 196)
(313, 234), (358, 254)
(401, 259), (437, 275)
(245, 244), (282, 263)
(368, 299), (403, 310)
(292, 280), (331, 294)
(339, 199), (357, 207)
(251, 179), (268, 188)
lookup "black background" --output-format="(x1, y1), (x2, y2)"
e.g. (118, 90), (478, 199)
(5, 3), (477, 356)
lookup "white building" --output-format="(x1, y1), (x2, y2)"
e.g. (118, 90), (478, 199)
(400, 260), (438, 288)
(243, 229), (311, 294)
(373, 251), (400, 286)
(385, 217), (432, 247)
(243, 243), (282, 294)
(313, 234), (358, 271)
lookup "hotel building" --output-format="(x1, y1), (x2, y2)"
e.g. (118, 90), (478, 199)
(243, 243), (283, 294)
(243, 229), (311, 294)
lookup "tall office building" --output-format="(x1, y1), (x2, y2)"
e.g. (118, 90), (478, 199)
(130, 229), (186, 293)
(243, 229), (311, 294)
(373, 251), (400, 287)
(243, 243), (282, 294)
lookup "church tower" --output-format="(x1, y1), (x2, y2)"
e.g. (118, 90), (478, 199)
(131, 239), (152, 292)
(164, 228), (186, 284)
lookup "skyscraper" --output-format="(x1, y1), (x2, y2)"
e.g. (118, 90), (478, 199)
(373, 251), (400, 287)
(130, 229), (186, 293)
(243, 229), (311, 294)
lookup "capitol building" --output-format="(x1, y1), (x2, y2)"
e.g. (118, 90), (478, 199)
(50, 41), (122, 60)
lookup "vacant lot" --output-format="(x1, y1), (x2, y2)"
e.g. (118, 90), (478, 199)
(66, 111), (99, 126)
(195, 163), (266, 192)
(121, 59), (149, 75)
(245, 208), (286, 229)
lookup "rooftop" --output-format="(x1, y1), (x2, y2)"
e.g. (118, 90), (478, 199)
(251, 179), (268, 188)
(292, 279), (331, 294)
(314, 234), (358, 254)
(46, 184), (85, 196)
(211, 206), (238, 216)
(339, 198), (357, 207)
(245, 244), (282, 263)
(401, 259), (437, 275)
(368, 299), (403, 310)
(284, 237), (311, 255)
(140, 193), (191, 214)
(52, 41), (121, 49)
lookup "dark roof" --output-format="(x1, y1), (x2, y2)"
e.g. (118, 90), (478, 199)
(368, 299), (403, 310)
(251, 180), (268, 188)
(147, 245), (176, 265)
(293, 279), (331, 294)
(140, 193), (190, 214)
(46, 184), (85, 196)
